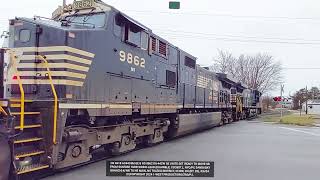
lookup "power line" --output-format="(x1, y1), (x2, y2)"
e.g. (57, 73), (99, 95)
(126, 10), (320, 21)
(283, 67), (320, 70)
(153, 28), (320, 42)
(0, 15), (319, 45)
(159, 32), (320, 45)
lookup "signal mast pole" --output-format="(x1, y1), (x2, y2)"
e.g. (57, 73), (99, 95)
(280, 84), (284, 118)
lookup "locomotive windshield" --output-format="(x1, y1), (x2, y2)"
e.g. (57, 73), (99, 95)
(64, 12), (107, 28)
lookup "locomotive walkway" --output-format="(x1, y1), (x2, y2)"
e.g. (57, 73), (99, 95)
(46, 120), (320, 180)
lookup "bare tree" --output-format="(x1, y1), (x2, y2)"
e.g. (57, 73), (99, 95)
(261, 95), (277, 111)
(212, 50), (283, 93)
(292, 87), (320, 109)
(210, 49), (235, 73)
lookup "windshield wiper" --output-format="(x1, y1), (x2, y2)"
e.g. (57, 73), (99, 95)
(62, 10), (80, 25)
(82, 9), (95, 23)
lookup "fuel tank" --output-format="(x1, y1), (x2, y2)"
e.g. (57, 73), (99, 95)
(174, 112), (222, 137)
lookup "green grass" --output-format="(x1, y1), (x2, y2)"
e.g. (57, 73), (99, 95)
(262, 114), (315, 126)
(262, 116), (280, 122)
(280, 115), (314, 126)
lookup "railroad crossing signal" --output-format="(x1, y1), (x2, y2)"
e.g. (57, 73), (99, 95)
(273, 96), (282, 102)
(169, 1), (180, 9)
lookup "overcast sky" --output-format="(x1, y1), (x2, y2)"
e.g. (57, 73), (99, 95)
(1, 0), (320, 96)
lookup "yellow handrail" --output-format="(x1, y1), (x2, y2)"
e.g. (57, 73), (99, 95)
(0, 106), (8, 116)
(10, 52), (25, 131)
(37, 55), (58, 145)
(16, 75), (25, 130)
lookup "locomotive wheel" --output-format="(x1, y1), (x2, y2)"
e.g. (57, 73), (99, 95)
(71, 146), (82, 158)
(123, 135), (131, 145)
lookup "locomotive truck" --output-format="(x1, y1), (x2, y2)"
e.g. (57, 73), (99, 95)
(0, 0), (261, 179)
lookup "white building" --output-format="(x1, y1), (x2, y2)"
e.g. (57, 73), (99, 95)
(302, 100), (320, 115)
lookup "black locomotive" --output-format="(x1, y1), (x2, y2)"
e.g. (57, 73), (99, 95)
(0, 0), (261, 179)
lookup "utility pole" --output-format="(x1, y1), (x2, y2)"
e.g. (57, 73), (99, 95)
(299, 100), (301, 116)
(280, 84), (284, 118)
(305, 86), (308, 115)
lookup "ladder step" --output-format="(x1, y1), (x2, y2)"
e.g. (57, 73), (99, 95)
(11, 104), (21, 108)
(0, 100), (8, 107)
(14, 137), (43, 144)
(10, 99), (33, 103)
(17, 163), (49, 175)
(15, 150), (45, 159)
(11, 112), (41, 115)
(14, 124), (42, 129)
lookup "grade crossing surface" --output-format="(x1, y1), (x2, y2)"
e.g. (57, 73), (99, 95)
(46, 121), (320, 180)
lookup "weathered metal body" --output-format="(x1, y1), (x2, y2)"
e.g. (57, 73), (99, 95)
(0, 0), (261, 179)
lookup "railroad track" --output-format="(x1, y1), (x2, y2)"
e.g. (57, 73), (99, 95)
(37, 119), (252, 179)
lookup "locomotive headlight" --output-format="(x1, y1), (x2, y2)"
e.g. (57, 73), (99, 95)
(166, 120), (171, 126)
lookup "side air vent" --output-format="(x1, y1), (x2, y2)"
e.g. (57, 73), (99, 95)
(166, 70), (176, 87)
(151, 37), (156, 51)
(185, 56), (196, 69)
(159, 40), (167, 56)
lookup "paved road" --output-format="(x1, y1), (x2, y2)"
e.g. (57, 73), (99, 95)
(45, 121), (320, 180)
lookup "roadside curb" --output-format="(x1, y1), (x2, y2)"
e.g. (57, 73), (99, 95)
(263, 121), (278, 124)
(313, 124), (320, 127)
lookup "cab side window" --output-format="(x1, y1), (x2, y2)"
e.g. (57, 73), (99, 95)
(113, 17), (122, 37)
(140, 31), (148, 50)
(19, 29), (31, 43)
(124, 25), (141, 46)
(114, 14), (148, 50)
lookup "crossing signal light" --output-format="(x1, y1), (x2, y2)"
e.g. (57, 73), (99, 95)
(273, 96), (282, 102)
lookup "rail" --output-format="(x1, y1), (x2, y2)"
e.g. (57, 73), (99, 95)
(37, 55), (58, 145)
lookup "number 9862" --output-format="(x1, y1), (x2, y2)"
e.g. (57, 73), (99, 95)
(119, 50), (145, 68)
